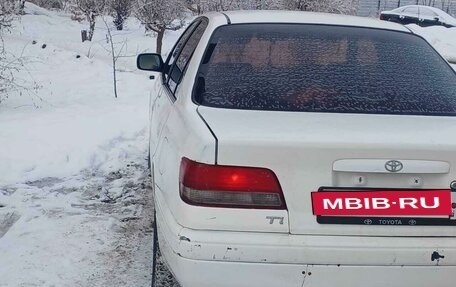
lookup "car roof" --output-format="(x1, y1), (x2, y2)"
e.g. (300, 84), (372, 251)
(204, 10), (411, 33)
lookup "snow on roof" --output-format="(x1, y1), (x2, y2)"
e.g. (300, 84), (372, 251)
(391, 5), (451, 15)
(388, 5), (456, 25)
(205, 10), (410, 33)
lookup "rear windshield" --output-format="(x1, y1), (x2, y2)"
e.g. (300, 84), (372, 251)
(194, 24), (456, 115)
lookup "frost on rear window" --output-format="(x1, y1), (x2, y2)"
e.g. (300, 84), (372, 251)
(194, 24), (456, 115)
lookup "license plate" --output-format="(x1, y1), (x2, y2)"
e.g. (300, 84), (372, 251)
(312, 188), (455, 226)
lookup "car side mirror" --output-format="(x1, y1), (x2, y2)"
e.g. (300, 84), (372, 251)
(137, 53), (164, 72)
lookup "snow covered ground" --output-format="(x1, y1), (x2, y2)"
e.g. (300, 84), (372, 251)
(0, 3), (182, 286)
(1, 3), (456, 286)
(0, 3), (181, 185)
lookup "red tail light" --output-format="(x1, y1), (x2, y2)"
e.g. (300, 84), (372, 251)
(179, 158), (286, 209)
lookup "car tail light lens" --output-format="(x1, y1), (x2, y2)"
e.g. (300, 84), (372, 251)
(179, 158), (286, 209)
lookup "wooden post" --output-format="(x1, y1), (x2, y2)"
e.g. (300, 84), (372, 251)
(81, 30), (88, 42)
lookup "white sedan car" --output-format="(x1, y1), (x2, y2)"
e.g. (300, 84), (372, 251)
(137, 11), (456, 287)
(380, 5), (456, 27)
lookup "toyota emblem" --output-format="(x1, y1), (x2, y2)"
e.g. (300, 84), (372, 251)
(364, 219), (373, 225)
(385, 160), (403, 172)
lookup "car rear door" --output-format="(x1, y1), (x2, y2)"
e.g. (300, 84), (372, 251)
(419, 7), (442, 27)
(150, 20), (202, 160)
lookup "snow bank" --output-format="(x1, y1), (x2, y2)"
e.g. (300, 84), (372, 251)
(24, 1), (55, 17)
(408, 24), (456, 65)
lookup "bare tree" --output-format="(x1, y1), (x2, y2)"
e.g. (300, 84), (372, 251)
(283, 0), (358, 15)
(0, 1), (14, 31)
(0, 0), (38, 104)
(0, 47), (30, 104)
(439, 0), (453, 11)
(108, 0), (133, 30)
(58, 0), (72, 11)
(135, 0), (185, 54)
(419, 0), (436, 6)
(184, 0), (248, 13)
(17, 0), (26, 14)
(76, 0), (106, 41)
(185, 0), (357, 13)
(29, 0), (66, 9)
(102, 17), (127, 98)
(184, 0), (203, 14)
(0, 0), (14, 102)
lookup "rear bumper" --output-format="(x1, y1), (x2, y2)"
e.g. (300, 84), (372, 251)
(164, 256), (455, 287)
(155, 191), (456, 287)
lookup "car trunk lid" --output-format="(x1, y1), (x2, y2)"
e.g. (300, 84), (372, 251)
(198, 106), (456, 237)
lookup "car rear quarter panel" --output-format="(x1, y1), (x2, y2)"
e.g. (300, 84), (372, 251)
(154, 101), (290, 233)
(153, 100), (217, 228)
